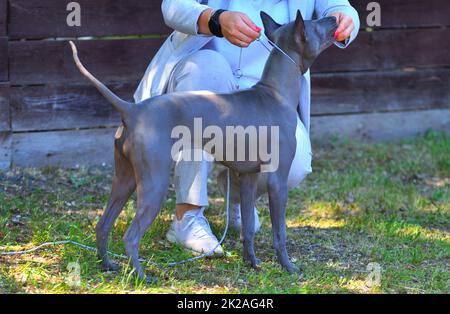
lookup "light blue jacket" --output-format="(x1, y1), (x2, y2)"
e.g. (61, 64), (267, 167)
(134, 0), (360, 132)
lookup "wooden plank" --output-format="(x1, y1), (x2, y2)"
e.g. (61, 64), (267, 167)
(313, 28), (450, 73)
(0, 37), (7, 81)
(350, 0), (450, 29)
(311, 109), (450, 143)
(10, 109), (450, 168)
(10, 28), (450, 84)
(0, 131), (11, 170)
(0, 0), (6, 36)
(12, 128), (115, 168)
(7, 0), (450, 39)
(311, 69), (450, 115)
(9, 38), (165, 85)
(0, 83), (10, 131)
(8, 0), (170, 39)
(10, 82), (138, 131)
(10, 69), (450, 132)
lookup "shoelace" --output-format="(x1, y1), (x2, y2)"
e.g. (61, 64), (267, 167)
(183, 208), (215, 240)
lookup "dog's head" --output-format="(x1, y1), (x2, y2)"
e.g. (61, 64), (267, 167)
(260, 10), (338, 74)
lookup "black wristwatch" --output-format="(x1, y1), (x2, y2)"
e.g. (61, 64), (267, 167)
(208, 9), (227, 38)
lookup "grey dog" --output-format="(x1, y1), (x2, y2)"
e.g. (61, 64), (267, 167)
(70, 11), (337, 282)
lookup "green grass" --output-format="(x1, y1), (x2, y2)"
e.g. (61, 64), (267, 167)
(0, 130), (448, 294)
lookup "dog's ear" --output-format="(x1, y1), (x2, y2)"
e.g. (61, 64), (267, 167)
(260, 11), (281, 39)
(293, 9), (306, 43)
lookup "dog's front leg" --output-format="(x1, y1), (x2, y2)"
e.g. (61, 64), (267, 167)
(239, 172), (261, 269)
(267, 172), (301, 275)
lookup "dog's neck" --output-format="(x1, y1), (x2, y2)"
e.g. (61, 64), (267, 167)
(255, 47), (302, 111)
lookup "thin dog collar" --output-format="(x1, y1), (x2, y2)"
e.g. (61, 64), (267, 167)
(256, 35), (301, 72)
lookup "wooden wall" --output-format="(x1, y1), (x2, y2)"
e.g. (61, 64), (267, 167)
(0, 0), (449, 169)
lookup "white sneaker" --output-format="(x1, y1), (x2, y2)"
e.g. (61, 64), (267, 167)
(230, 204), (262, 234)
(166, 208), (224, 256)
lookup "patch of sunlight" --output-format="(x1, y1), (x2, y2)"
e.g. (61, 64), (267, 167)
(287, 217), (346, 229)
(343, 278), (380, 294)
(4, 255), (61, 265)
(7, 260), (65, 291)
(424, 177), (449, 188)
(302, 201), (361, 219)
(76, 208), (102, 220)
(396, 224), (450, 242)
(419, 203), (448, 214)
(210, 197), (225, 207)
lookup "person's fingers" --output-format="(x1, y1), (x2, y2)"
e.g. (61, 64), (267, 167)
(336, 15), (352, 33)
(228, 36), (249, 48)
(240, 15), (261, 41)
(328, 12), (342, 25)
(238, 24), (260, 41)
(221, 12), (261, 47)
(235, 40), (249, 48)
(241, 14), (260, 33)
(336, 22), (354, 41)
(224, 24), (253, 45)
(233, 28), (254, 45)
(335, 15), (353, 40)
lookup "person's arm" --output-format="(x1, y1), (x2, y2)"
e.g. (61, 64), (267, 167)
(314, 0), (360, 48)
(161, 0), (210, 35)
(197, 8), (214, 35)
(163, 0), (261, 47)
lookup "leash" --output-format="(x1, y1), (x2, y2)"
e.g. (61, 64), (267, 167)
(0, 169), (231, 268)
(234, 34), (301, 89)
(257, 35), (301, 70)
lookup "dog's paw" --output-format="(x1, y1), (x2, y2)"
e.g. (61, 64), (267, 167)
(244, 256), (262, 270)
(101, 261), (121, 272)
(144, 275), (158, 285)
(282, 263), (302, 276)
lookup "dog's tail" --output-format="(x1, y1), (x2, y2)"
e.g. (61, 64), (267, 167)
(69, 41), (132, 117)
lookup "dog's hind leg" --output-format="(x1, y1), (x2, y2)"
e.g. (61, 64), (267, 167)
(239, 172), (261, 269)
(123, 159), (171, 284)
(267, 172), (301, 275)
(96, 148), (136, 271)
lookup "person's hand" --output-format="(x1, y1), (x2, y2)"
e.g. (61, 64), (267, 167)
(328, 12), (355, 42)
(219, 11), (261, 47)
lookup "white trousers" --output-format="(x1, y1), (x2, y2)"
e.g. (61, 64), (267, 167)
(167, 50), (312, 206)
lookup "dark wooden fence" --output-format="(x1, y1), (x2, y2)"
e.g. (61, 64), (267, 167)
(0, 0), (449, 169)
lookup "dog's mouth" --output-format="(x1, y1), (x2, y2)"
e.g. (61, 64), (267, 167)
(320, 28), (338, 51)
(324, 16), (339, 40)
(328, 28), (337, 39)
(320, 17), (339, 50)
(329, 24), (339, 38)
